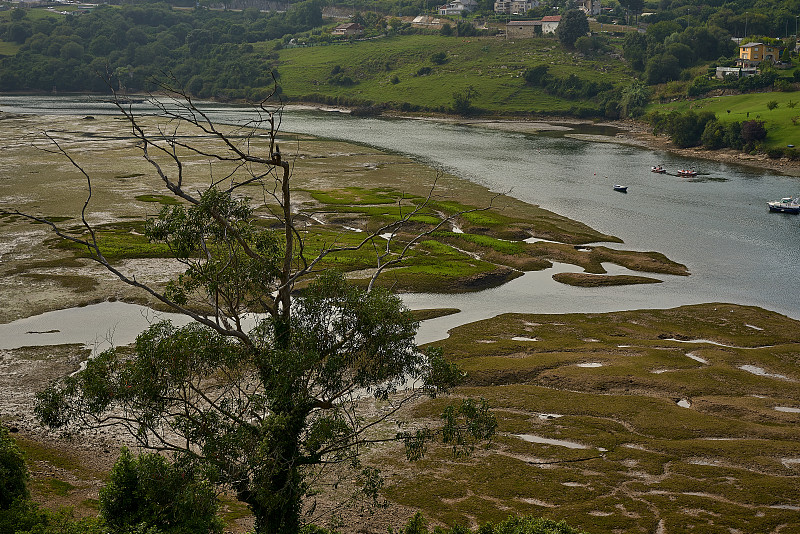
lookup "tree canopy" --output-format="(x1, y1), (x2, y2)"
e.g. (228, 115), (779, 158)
(556, 10), (589, 49)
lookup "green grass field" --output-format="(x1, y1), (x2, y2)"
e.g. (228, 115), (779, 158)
(0, 40), (20, 56)
(649, 91), (800, 149)
(275, 34), (634, 114)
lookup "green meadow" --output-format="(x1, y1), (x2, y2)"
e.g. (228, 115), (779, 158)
(275, 34), (633, 114)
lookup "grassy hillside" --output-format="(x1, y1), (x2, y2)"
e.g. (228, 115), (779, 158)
(649, 91), (800, 149)
(275, 34), (635, 114)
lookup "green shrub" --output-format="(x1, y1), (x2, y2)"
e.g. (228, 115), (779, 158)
(0, 426), (28, 510)
(99, 448), (222, 534)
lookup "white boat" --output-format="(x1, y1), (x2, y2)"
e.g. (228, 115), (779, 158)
(613, 184), (628, 193)
(677, 169), (697, 177)
(767, 196), (800, 214)
(651, 165), (666, 174)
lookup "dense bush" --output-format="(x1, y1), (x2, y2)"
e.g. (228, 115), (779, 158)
(648, 110), (771, 152)
(0, 427), (27, 510)
(100, 448), (222, 534)
(688, 70), (780, 97)
(523, 66), (612, 100)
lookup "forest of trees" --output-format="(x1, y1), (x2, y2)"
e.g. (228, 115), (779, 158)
(0, 1), (324, 98)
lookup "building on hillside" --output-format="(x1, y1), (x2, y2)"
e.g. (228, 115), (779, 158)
(438, 0), (478, 16)
(412, 15), (444, 27)
(715, 66), (757, 79)
(540, 15), (561, 33)
(505, 20), (542, 38)
(737, 42), (782, 67)
(494, 0), (538, 15)
(578, 0), (601, 16)
(331, 23), (364, 36)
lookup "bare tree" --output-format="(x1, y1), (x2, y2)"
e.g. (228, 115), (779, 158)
(5, 82), (496, 534)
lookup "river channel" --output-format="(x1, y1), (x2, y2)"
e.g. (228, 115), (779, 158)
(1, 95), (799, 347)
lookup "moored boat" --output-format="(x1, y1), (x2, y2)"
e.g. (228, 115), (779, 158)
(651, 165), (666, 173)
(767, 196), (800, 214)
(613, 184), (628, 193)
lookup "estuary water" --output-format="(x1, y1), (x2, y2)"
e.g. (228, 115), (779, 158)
(1, 95), (799, 346)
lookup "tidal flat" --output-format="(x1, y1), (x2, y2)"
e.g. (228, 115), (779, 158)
(2, 113), (796, 534)
(0, 113), (684, 324)
(389, 303), (800, 534)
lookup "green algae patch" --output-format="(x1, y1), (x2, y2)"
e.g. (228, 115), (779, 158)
(530, 242), (689, 276)
(308, 187), (405, 205)
(552, 272), (662, 287)
(411, 308), (461, 321)
(51, 222), (172, 262)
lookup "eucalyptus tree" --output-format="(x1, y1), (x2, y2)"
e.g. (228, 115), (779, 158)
(6, 83), (496, 534)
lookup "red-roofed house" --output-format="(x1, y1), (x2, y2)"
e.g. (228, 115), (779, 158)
(332, 23), (364, 36)
(541, 15), (561, 34)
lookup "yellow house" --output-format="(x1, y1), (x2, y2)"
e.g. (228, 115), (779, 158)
(738, 42), (782, 67)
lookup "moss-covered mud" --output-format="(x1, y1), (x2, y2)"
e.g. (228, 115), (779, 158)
(0, 114), (685, 324)
(383, 304), (800, 533)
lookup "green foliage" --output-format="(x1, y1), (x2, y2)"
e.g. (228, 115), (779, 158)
(440, 398), (497, 458)
(452, 85), (478, 116)
(1, 502), (104, 534)
(430, 51), (447, 65)
(622, 31), (647, 71)
(766, 100), (778, 111)
(0, 3), (320, 95)
(619, 80), (650, 118)
(556, 10), (589, 49)
(523, 65), (549, 86)
(27, 90), (499, 534)
(0, 426), (28, 510)
(0, 428), (104, 534)
(648, 110), (718, 148)
(645, 53), (680, 84)
(741, 119), (767, 143)
(99, 448), (222, 534)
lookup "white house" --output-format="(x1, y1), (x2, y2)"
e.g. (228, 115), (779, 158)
(541, 15), (561, 33)
(494, 0), (539, 15)
(439, 0), (478, 16)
